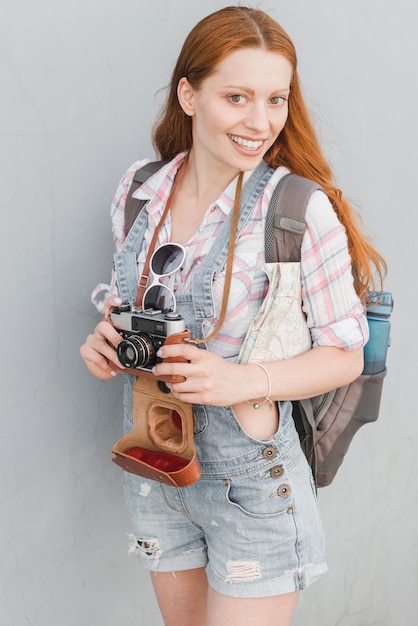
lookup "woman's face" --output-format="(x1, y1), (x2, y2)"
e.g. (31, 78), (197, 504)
(178, 47), (292, 175)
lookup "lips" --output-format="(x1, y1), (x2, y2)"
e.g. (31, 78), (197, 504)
(228, 134), (264, 150)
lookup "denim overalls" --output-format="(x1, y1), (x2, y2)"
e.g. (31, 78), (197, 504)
(114, 161), (328, 597)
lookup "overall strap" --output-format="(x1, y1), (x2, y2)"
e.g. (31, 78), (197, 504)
(117, 160), (275, 314)
(192, 161), (274, 321)
(265, 173), (323, 263)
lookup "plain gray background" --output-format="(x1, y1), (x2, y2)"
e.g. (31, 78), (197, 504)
(1, 1), (416, 624)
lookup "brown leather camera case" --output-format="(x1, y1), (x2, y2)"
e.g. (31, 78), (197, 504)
(112, 375), (201, 487)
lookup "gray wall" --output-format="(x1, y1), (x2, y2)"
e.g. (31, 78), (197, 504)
(1, 1), (416, 624)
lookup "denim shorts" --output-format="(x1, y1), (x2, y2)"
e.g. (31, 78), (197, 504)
(123, 389), (328, 599)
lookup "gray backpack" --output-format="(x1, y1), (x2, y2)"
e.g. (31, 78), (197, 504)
(265, 173), (392, 487)
(124, 162), (392, 487)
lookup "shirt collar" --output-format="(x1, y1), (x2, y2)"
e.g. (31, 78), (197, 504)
(132, 153), (187, 210)
(216, 169), (255, 215)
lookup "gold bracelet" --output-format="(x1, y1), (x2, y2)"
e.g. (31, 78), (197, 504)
(246, 363), (273, 410)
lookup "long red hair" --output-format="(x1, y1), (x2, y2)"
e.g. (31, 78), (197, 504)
(153, 6), (386, 300)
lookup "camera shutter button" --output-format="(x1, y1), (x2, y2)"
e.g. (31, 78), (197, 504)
(165, 312), (182, 320)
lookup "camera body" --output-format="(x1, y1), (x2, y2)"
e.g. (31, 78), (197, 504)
(111, 303), (186, 372)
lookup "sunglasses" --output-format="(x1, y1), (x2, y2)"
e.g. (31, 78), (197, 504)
(142, 243), (186, 313)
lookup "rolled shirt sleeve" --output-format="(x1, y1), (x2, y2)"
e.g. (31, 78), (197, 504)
(301, 190), (369, 351)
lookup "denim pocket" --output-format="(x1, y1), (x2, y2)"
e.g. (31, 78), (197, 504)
(223, 470), (294, 519)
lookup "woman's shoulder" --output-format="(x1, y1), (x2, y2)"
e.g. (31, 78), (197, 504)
(110, 158), (152, 245)
(263, 166), (345, 250)
(115, 153), (186, 197)
(116, 158), (153, 194)
(110, 155), (185, 244)
(263, 166), (335, 225)
(304, 188), (343, 239)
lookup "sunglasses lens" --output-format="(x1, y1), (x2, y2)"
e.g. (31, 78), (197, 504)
(151, 244), (185, 276)
(143, 285), (176, 313)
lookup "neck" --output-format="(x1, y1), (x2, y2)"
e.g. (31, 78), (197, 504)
(181, 149), (242, 202)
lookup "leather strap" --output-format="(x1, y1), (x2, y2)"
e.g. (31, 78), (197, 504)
(192, 171), (244, 345)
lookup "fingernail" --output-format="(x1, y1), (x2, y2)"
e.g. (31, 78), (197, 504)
(156, 349), (163, 357)
(110, 370), (117, 377)
(114, 297), (122, 304)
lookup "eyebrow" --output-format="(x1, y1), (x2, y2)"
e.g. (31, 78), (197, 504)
(221, 85), (290, 95)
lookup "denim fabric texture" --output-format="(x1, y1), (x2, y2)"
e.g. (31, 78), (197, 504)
(116, 163), (328, 597)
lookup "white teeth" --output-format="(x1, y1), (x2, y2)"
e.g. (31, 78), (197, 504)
(229, 134), (263, 150)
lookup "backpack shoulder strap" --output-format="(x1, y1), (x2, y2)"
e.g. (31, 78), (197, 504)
(124, 160), (167, 234)
(264, 173), (325, 486)
(265, 173), (323, 263)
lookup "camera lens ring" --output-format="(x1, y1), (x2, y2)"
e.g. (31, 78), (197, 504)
(117, 333), (156, 369)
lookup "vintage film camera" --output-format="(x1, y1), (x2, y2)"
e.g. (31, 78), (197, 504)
(111, 303), (186, 372)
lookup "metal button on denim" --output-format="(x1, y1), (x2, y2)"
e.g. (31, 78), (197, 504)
(277, 484), (291, 498)
(262, 446), (277, 461)
(270, 465), (284, 479)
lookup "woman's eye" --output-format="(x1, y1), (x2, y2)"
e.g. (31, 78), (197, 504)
(229, 94), (246, 104)
(270, 96), (287, 106)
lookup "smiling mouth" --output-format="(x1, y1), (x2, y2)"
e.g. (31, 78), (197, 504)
(228, 134), (264, 150)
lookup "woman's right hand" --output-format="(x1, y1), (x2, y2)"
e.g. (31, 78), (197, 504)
(80, 296), (126, 380)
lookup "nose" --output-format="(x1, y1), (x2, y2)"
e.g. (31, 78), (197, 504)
(244, 102), (270, 133)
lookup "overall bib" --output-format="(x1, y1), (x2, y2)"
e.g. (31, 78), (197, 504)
(113, 161), (328, 597)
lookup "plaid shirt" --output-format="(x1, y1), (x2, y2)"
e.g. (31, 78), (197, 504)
(92, 153), (368, 359)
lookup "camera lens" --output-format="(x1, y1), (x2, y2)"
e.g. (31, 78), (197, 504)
(117, 334), (156, 369)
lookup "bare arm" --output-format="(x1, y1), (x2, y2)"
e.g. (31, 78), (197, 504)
(152, 342), (363, 407)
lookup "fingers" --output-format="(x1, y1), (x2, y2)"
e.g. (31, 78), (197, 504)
(155, 372), (188, 384)
(153, 344), (216, 395)
(103, 295), (123, 320)
(157, 341), (203, 363)
(153, 342), (202, 380)
(81, 296), (126, 380)
(80, 342), (120, 380)
(80, 318), (125, 380)
(153, 345), (247, 406)
(96, 318), (123, 348)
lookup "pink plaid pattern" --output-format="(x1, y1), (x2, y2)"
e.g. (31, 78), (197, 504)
(92, 153), (368, 359)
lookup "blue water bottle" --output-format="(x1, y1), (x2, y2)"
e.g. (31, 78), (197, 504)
(363, 291), (393, 375)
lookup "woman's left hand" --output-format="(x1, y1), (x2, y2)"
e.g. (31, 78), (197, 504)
(153, 342), (252, 406)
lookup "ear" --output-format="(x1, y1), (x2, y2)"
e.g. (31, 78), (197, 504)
(177, 77), (195, 116)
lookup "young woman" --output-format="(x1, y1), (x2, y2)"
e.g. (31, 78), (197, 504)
(80, 7), (385, 626)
